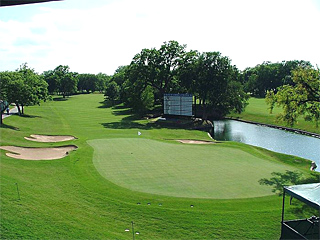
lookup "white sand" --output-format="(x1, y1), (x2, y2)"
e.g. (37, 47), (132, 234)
(0, 145), (77, 160)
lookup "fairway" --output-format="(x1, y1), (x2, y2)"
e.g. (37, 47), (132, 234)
(89, 138), (297, 199)
(1, 94), (317, 239)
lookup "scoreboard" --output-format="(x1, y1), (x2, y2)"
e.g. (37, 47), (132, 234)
(163, 94), (193, 116)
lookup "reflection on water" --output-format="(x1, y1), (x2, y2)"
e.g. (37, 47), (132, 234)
(213, 120), (320, 172)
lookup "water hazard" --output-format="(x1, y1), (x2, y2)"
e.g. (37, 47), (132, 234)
(212, 120), (320, 172)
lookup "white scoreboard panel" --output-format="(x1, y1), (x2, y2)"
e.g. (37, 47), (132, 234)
(164, 94), (193, 116)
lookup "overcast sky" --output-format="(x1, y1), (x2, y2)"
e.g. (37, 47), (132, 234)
(0, 0), (319, 75)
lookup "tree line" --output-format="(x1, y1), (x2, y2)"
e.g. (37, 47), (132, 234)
(106, 41), (248, 119)
(0, 63), (110, 123)
(43, 65), (109, 96)
(1, 40), (319, 126)
(104, 41), (318, 123)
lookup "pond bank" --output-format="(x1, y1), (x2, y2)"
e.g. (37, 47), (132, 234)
(212, 119), (320, 172)
(226, 117), (320, 139)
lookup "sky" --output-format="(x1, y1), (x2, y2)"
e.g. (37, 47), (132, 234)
(0, 0), (320, 75)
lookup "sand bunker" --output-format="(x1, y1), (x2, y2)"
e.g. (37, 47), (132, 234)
(0, 145), (77, 160)
(24, 134), (76, 142)
(177, 140), (215, 144)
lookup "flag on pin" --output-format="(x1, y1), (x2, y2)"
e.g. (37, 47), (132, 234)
(138, 131), (141, 136)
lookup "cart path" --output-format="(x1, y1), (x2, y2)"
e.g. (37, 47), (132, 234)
(2, 106), (19, 119)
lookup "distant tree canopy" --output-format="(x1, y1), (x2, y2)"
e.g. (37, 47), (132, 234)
(1, 63), (110, 124)
(266, 67), (320, 127)
(96, 73), (110, 93)
(242, 60), (312, 97)
(42, 65), (78, 98)
(77, 73), (98, 93)
(43, 66), (110, 97)
(1, 41), (316, 125)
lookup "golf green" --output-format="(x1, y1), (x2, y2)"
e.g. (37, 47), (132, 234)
(89, 138), (296, 199)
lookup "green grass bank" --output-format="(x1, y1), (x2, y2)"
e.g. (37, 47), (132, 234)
(0, 94), (317, 239)
(228, 98), (320, 134)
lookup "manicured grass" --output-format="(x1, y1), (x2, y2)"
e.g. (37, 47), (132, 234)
(228, 98), (320, 134)
(0, 94), (317, 239)
(90, 138), (298, 199)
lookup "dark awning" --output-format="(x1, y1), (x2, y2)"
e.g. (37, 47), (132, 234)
(0, 0), (61, 7)
(284, 183), (320, 210)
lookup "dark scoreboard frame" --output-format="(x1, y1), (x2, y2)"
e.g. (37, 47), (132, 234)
(163, 94), (193, 117)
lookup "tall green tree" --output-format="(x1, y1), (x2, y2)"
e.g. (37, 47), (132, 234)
(108, 66), (127, 102)
(52, 65), (78, 98)
(104, 81), (119, 104)
(266, 67), (320, 126)
(127, 41), (187, 107)
(17, 63), (49, 114)
(42, 70), (58, 94)
(0, 63), (49, 116)
(180, 52), (248, 120)
(96, 73), (110, 93)
(0, 71), (14, 123)
(77, 73), (98, 93)
(123, 65), (154, 113)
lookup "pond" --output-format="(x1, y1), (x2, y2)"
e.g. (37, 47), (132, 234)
(212, 119), (320, 172)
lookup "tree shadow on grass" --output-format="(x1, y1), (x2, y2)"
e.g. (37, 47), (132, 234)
(101, 114), (162, 130)
(100, 102), (199, 131)
(98, 100), (123, 109)
(288, 201), (319, 218)
(19, 114), (41, 119)
(259, 170), (320, 217)
(53, 97), (68, 101)
(100, 114), (190, 131)
(98, 101), (112, 109)
(112, 108), (134, 117)
(0, 123), (19, 130)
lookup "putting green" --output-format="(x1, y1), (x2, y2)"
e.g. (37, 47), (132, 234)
(89, 138), (296, 199)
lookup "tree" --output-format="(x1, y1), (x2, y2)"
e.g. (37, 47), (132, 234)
(96, 73), (110, 93)
(242, 62), (281, 97)
(242, 60), (312, 97)
(127, 41), (187, 107)
(182, 52), (248, 120)
(122, 78), (154, 114)
(122, 67), (155, 113)
(42, 70), (58, 94)
(104, 81), (119, 104)
(259, 170), (319, 196)
(0, 63), (49, 117)
(52, 65), (78, 98)
(0, 71), (12, 124)
(110, 66), (128, 102)
(266, 67), (320, 126)
(77, 73), (98, 93)
(17, 64), (49, 114)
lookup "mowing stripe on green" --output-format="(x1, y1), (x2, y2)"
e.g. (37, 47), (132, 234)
(89, 138), (296, 199)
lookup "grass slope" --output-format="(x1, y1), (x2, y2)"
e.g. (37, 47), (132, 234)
(228, 98), (320, 134)
(0, 94), (316, 239)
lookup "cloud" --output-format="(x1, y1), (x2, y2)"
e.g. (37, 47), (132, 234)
(0, 0), (319, 74)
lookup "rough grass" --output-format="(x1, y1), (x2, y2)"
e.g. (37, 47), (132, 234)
(0, 94), (316, 239)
